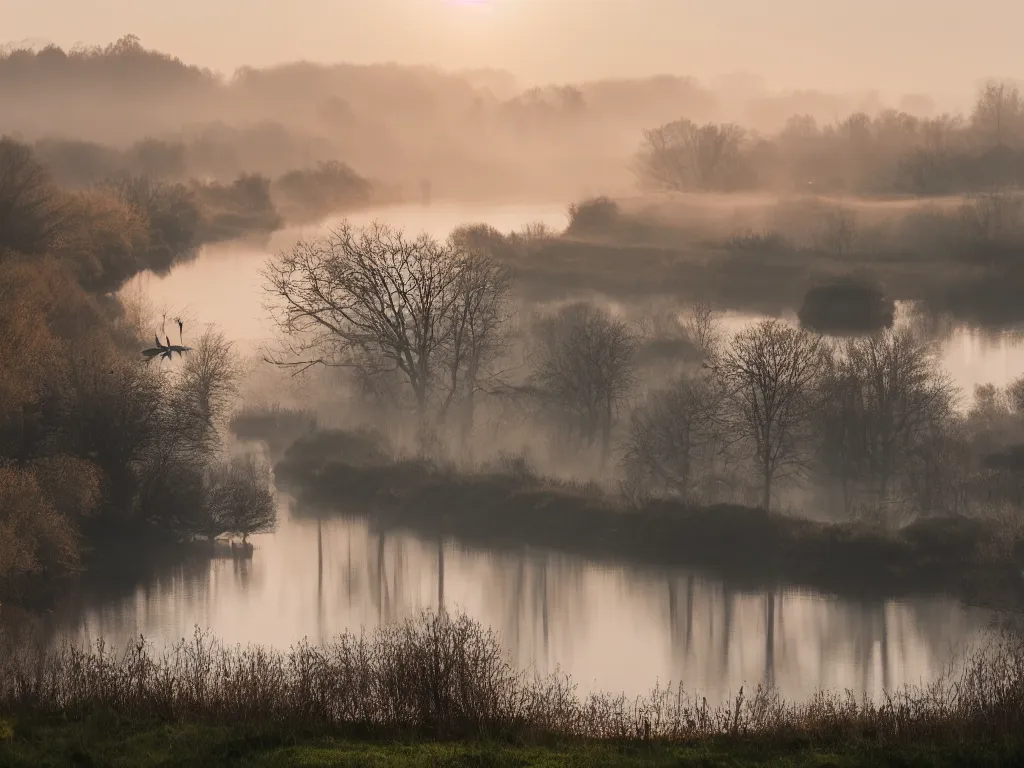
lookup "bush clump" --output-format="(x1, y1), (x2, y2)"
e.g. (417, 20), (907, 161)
(798, 279), (895, 335)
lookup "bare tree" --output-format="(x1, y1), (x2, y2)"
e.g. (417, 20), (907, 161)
(263, 222), (461, 415)
(685, 300), (722, 361)
(438, 240), (515, 446)
(837, 328), (957, 508)
(172, 327), (243, 455)
(972, 80), (1024, 146)
(263, 221), (512, 432)
(718, 319), (827, 510)
(959, 191), (1024, 246)
(204, 454), (277, 542)
(813, 206), (859, 256)
(816, 352), (866, 516)
(634, 119), (745, 192)
(531, 303), (636, 465)
(623, 371), (726, 501)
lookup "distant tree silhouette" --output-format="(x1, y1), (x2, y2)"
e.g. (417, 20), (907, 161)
(0, 138), (64, 255)
(530, 303), (636, 465)
(717, 319), (826, 511)
(635, 119), (745, 191)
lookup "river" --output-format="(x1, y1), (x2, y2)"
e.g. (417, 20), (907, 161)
(60, 200), (1021, 704)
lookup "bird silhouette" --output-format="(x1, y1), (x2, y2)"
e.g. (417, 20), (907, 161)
(141, 320), (193, 362)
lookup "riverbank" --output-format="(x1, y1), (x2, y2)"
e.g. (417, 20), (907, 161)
(272, 432), (1024, 610)
(2, 611), (1022, 768)
(1, 720), (1016, 767)
(510, 195), (1024, 329)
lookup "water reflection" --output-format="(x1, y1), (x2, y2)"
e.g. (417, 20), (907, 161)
(128, 227), (1024, 398)
(47, 501), (994, 705)
(101, 203), (1016, 705)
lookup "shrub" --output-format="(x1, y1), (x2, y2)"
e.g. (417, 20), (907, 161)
(2, 610), (1024, 746)
(565, 196), (620, 234)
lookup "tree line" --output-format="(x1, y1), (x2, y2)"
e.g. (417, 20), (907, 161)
(265, 221), (1023, 522)
(1, 136), (374, 293)
(635, 82), (1024, 194)
(31, 135), (374, 223)
(0, 137), (275, 604)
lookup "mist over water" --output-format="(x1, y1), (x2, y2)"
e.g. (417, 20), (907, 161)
(49, 506), (993, 705)
(8, 32), (1024, 723)
(126, 202), (571, 348)
(47, 201), (1012, 703)
(130, 203), (1024, 394)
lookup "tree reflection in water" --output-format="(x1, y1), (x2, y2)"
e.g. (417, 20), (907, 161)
(38, 512), (995, 704)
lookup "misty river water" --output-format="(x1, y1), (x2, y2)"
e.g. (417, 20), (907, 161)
(52, 200), (1024, 704)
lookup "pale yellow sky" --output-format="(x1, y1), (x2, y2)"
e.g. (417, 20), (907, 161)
(3, 0), (1021, 97)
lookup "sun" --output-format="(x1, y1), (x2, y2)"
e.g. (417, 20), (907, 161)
(438, 0), (511, 33)
(442, 0), (504, 24)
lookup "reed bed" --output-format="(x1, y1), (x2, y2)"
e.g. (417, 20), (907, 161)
(2, 611), (1023, 747)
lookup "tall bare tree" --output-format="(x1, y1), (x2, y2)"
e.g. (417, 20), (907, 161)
(837, 328), (956, 507)
(172, 327), (243, 455)
(624, 370), (726, 501)
(439, 241), (515, 445)
(263, 221), (512, 429)
(972, 80), (1024, 146)
(685, 300), (722, 361)
(264, 221), (461, 415)
(816, 352), (866, 516)
(531, 303), (636, 465)
(718, 319), (827, 510)
(634, 119), (745, 192)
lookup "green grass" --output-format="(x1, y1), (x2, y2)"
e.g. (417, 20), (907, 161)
(0, 719), (1018, 768)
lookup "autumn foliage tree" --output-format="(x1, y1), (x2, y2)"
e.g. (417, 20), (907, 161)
(0, 137), (270, 603)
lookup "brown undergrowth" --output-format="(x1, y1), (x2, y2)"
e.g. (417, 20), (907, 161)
(1, 611), (1023, 750)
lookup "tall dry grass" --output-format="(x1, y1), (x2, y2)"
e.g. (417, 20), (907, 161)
(2, 611), (1023, 746)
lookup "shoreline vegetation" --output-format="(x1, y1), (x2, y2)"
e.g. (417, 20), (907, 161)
(2, 611), (1024, 767)
(9, 33), (1024, 766)
(256, 423), (1024, 611)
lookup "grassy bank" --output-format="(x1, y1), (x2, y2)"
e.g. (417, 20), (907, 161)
(509, 195), (1024, 329)
(2, 721), (1020, 767)
(2, 611), (1023, 767)
(271, 435), (1024, 608)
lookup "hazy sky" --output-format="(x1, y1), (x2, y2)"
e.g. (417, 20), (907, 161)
(4, 0), (1021, 97)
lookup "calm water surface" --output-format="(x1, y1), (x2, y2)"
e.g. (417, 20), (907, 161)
(53, 508), (994, 705)
(128, 201), (1024, 395)
(96, 201), (1016, 703)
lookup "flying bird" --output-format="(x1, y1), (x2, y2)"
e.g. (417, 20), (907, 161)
(141, 319), (193, 362)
